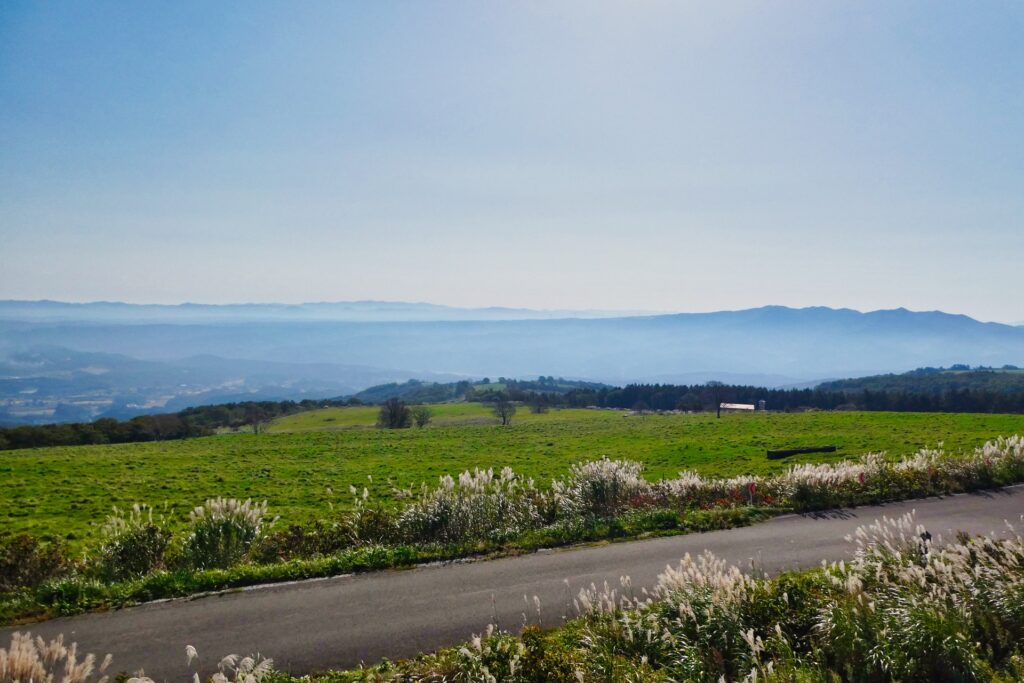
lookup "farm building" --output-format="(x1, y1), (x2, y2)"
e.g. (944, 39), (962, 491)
(719, 402), (756, 412)
(718, 401), (767, 417)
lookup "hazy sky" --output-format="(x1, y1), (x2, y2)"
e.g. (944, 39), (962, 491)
(1, 2), (1022, 321)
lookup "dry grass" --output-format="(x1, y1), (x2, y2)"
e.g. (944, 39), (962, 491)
(0, 632), (111, 683)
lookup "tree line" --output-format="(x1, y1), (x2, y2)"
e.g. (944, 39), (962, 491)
(556, 382), (1024, 414)
(0, 398), (355, 451)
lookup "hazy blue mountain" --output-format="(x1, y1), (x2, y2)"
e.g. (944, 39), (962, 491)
(3, 305), (1022, 380)
(2, 304), (1022, 424)
(0, 299), (653, 323)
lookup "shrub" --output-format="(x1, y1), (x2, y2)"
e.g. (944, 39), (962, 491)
(34, 577), (109, 616)
(0, 535), (66, 593)
(411, 406), (432, 428)
(94, 505), (171, 582)
(252, 520), (355, 563)
(376, 399), (411, 429)
(181, 498), (271, 570)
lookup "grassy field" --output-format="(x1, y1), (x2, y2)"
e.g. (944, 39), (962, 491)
(2, 407), (1021, 547)
(264, 403), (501, 431)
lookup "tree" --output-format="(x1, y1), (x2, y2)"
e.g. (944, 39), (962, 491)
(411, 405), (432, 428)
(244, 405), (271, 434)
(676, 392), (702, 412)
(376, 398), (412, 429)
(493, 396), (517, 426)
(632, 400), (649, 415)
(705, 381), (725, 418)
(528, 394), (549, 414)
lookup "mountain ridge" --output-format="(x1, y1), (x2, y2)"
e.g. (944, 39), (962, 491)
(3, 299), (1015, 326)
(0, 299), (659, 323)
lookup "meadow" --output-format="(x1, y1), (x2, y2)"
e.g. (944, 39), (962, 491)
(2, 406), (1022, 547)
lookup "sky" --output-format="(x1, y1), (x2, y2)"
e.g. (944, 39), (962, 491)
(1, 1), (1022, 322)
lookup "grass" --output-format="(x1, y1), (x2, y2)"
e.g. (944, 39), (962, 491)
(2, 407), (1022, 547)
(264, 403), (501, 431)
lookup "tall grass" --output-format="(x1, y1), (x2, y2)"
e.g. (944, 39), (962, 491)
(395, 467), (546, 545)
(0, 632), (111, 683)
(553, 458), (648, 519)
(181, 498), (272, 570)
(95, 505), (171, 582)
(0, 637), (273, 683)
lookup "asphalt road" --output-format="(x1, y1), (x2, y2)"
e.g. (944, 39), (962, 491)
(4, 487), (1023, 680)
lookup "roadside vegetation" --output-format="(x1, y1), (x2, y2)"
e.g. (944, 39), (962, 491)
(7, 512), (1024, 682)
(2, 435), (1022, 627)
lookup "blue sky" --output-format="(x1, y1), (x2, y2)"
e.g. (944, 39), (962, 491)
(1, 1), (1022, 321)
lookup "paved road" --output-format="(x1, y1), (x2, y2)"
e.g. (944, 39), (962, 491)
(4, 487), (1023, 680)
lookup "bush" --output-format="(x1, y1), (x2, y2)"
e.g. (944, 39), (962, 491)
(252, 520), (354, 563)
(376, 399), (411, 429)
(0, 535), (66, 593)
(343, 502), (399, 547)
(181, 498), (271, 570)
(411, 406), (432, 428)
(34, 576), (109, 615)
(94, 505), (171, 582)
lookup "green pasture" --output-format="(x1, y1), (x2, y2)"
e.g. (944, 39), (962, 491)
(2, 407), (1021, 547)
(265, 403), (510, 431)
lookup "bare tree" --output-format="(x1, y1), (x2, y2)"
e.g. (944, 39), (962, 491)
(493, 396), (517, 426)
(706, 381), (725, 418)
(377, 398), (412, 429)
(411, 405), (432, 428)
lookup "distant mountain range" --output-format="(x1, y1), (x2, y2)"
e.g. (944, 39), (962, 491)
(1, 301), (1022, 424)
(0, 299), (655, 323)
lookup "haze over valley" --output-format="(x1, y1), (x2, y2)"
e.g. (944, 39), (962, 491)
(2, 299), (1022, 424)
